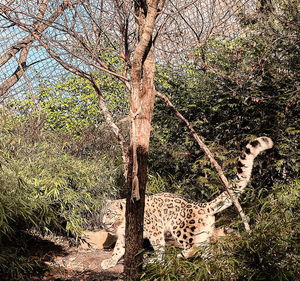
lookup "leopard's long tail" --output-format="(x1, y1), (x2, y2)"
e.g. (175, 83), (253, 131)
(208, 137), (273, 215)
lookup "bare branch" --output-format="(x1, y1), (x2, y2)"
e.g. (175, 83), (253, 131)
(0, 41), (32, 96)
(90, 77), (129, 179)
(0, 0), (80, 95)
(32, 31), (130, 178)
(156, 90), (251, 231)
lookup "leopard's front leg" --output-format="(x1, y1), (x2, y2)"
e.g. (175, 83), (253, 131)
(101, 222), (125, 270)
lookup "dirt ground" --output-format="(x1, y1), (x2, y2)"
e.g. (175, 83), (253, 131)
(25, 233), (124, 281)
(49, 247), (123, 281)
(4, 227), (231, 280)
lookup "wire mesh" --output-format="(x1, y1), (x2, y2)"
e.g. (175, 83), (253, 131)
(0, 0), (253, 102)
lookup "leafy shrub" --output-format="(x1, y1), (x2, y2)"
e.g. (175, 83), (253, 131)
(151, 0), (299, 198)
(0, 131), (118, 238)
(10, 74), (128, 137)
(0, 112), (121, 279)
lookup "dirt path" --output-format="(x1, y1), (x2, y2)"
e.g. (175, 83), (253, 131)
(50, 247), (123, 281)
(26, 234), (124, 281)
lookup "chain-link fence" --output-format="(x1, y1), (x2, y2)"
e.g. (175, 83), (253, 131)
(0, 0), (252, 103)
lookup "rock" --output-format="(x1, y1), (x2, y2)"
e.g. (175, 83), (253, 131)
(81, 230), (117, 250)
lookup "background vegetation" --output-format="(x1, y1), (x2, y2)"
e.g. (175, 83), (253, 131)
(0, 0), (299, 280)
(144, 1), (300, 279)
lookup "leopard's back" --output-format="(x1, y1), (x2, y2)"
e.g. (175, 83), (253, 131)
(143, 193), (213, 249)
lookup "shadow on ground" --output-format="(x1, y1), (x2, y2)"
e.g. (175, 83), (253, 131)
(0, 232), (123, 281)
(51, 268), (122, 281)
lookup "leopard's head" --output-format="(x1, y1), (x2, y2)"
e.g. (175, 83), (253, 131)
(101, 199), (125, 231)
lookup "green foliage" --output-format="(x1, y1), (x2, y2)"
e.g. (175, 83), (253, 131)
(10, 73), (128, 137)
(0, 120), (118, 238)
(0, 252), (39, 281)
(142, 181), (300, 281)
(146, 173), (182, 195)
(0, 110), (121, 279)
(146, 1), (299, 279)
(151, 0), (299, 200)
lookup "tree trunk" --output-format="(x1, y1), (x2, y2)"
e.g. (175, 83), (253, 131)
(124, 49), (156, 281)
(124, 1), (160, 279)
(124, 145), (148, 280)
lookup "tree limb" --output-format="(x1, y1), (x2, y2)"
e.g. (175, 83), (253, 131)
(0, 0), (80, 95)
(31, 31), (129, 179)
(155, 90), (250, 231)
(0, 42), (32, 96)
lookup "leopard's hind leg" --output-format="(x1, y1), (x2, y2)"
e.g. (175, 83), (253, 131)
(178, 215), (215, 259)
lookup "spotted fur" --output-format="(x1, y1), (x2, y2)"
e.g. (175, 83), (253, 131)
(101, 137), (273, 269)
